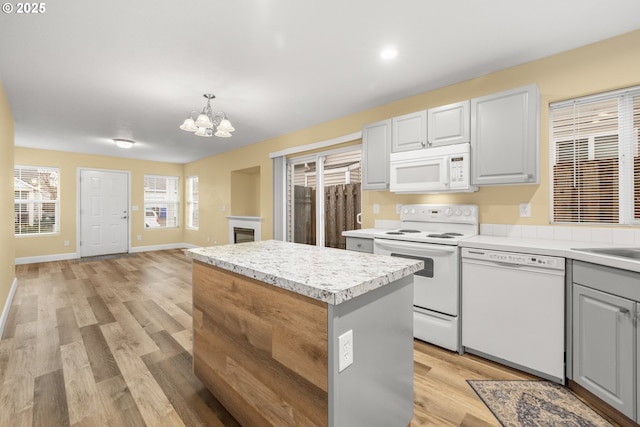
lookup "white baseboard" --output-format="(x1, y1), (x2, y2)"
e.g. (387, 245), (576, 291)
(0, 277), (18, 338)
(14, 243), (198, 266)
(15, 252), (78, 265)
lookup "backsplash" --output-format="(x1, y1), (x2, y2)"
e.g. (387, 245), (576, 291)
(480, 224), (640, 245)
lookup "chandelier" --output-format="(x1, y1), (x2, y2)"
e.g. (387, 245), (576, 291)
(179, 94), (235, 138)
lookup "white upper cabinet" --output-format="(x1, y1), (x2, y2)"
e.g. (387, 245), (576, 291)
(427, 100), (470, 147)
(362, 119), (391, 190)
(471, 84), (540, 186)
(391, 110), (427, 153)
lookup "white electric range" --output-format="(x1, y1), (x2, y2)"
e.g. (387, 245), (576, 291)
(374, 204), (478, 352)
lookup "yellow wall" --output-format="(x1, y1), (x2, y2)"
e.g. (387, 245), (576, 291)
(14, 147), (184, 259)
(184, 29), (640, 242)
(1, 82), (15, 315)
(13, 30), (640, 258)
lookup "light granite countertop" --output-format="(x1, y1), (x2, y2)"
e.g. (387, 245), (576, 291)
(185, 240), (423, 305)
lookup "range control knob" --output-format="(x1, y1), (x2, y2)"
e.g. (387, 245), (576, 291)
(410, 208), (416, 215)
(463, 208), (472, 216)
(403, 208), (409, 215)
(454, 209), (462, 216)
(445, 208), (453, 216)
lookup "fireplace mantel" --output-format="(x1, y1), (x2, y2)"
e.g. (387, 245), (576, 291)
(227, 216), (262, 243)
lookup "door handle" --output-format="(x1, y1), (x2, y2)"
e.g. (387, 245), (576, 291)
(121, 216), (128, 220)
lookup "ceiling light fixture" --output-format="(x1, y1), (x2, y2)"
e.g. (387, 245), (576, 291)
(113, 138), (135, 149)
(180, 94), (235, 138)
(380, 47), (398, 60)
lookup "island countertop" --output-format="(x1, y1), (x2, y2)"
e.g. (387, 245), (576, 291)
(185, 239), (422, 305)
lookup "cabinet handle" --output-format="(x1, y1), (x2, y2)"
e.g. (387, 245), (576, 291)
(619, 307), (630, 314)
(421, 141), (426, 147)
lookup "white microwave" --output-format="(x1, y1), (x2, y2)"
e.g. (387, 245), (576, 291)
(389, 143), (477, 193)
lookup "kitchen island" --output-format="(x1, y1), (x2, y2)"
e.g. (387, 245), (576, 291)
(185, 240), (422, 427)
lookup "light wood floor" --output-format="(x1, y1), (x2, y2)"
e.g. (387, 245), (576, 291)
(0, 249), (592, 426)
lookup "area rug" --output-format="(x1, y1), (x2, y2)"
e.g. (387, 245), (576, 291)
(467, 380), (613, 426)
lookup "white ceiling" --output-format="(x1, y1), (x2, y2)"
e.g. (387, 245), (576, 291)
(1, 0), (639, 164)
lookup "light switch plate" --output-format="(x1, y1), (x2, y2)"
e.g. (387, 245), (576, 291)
(373, 204), (380, 214)
(338, 329), (353, 372)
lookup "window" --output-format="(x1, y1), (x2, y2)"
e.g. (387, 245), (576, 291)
(550, 86), (640, 224)
(187, 176), (199, 229)
(14, 166), (60, 235)
(144, 175), (179, 228)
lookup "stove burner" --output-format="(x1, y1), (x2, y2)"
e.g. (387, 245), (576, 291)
(385, 231), (405, 235)
(398, 229), (421, 233)
(443, 232), (463, 236)
(427, 234), (455, 238)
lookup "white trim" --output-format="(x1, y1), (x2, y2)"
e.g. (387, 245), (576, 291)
(268, 131), (362, 159)
(14, 243), (198, 265)
(0, 277), (18, 338)
(15, 252), (78, 265)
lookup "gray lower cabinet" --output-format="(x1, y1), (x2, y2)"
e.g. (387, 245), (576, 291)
(572, 284), (635, 418)
(345, 236), (374, 254)
(362, 119), (391, 190)
(571, 260), (640, 421)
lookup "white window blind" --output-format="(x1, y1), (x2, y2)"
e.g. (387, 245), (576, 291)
(14, 166), (60, 235)
(144, 175), (179, 228)
(187, 176), (199, 229)
(550, 86), (640, 224)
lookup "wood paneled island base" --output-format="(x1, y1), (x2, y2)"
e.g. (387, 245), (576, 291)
(187, 241), (420, 427)
(192, 260), (328, 426)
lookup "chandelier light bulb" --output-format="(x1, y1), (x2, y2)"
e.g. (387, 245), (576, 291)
(180, 93), (235, 138)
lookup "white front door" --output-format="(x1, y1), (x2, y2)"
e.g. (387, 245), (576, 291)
(80, 170), (129, 257)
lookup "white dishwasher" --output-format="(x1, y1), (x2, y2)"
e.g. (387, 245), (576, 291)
(461, 247), (565, 384)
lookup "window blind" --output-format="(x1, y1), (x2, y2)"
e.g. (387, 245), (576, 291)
(14, 166), (60, 235)
(187, 176), (199, 229)
(550, 86), (640, 224)
(144, 175), (179, 228)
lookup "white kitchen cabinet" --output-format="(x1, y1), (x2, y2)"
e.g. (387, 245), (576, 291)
(362, 119), (391, 190)
(391, 110), (427, 153)
(427, 100), (470, 147)
(471, 84), (539, 186)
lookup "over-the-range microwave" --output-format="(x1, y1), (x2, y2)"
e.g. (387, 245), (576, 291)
(389, 143), (478, 193)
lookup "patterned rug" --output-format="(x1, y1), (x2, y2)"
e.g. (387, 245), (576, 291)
(467, 380), (613, 426)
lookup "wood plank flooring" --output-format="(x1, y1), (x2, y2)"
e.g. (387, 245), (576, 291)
(0, 249), (612, 426)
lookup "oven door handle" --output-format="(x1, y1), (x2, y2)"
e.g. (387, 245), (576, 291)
(374, 239), (457, 253)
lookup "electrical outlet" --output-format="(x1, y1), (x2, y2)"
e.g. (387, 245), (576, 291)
(137, 235), (142, 241)
(396, 204), (402, 214)
(63, 240), (69, 247)
(338, 329), (353, 372)
(519, 203), (531, 218)
(207, 236), (211, 242)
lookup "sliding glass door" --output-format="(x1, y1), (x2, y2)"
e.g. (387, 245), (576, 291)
(286, 147), (362, 248)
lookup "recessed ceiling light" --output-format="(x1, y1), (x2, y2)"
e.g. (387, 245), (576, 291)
(113, 138), (135, 149)
(380, 47), (398, 60)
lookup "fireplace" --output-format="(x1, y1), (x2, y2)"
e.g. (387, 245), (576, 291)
(227, 216), (262, 244)
(234, 227), (255, 244)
